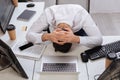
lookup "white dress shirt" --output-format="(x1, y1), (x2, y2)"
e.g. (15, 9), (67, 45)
(26, 4), (103, 48)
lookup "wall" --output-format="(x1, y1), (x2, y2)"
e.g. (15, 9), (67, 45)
(44, 0), (56, 8)
(56, 0), (88, 11)
(90, 0), (120, 13)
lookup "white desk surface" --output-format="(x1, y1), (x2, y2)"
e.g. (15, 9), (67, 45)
(33, 43), (89, 80)
(1, 2), (45, 45)
(0, 2), (120, 80)
(0, 2), (44, 80)
(0, 58), (34, 80)
(33, 36), (120, 80)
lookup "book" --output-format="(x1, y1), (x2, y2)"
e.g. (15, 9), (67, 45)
(17, 9), (36, 21)
(12, 40), (46, 60)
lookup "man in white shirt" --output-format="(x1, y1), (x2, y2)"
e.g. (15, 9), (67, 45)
(26, 4), (103, 52)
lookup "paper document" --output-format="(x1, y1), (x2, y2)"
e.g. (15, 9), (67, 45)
(12, 41), (46, 60)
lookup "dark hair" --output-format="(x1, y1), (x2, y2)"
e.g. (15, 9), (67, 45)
(53, 42), (72, 53)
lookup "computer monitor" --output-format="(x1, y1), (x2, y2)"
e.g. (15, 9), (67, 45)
(0, 39), (28, 79)
(0, 0), (15, 33)
(98, 59), (120, 80)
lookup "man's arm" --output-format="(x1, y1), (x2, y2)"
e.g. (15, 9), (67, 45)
(74, 9), (103, 48)
(26, 12), (49, 44)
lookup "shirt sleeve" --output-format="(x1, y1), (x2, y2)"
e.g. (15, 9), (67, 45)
(26, 10), (49, 44)
(74, 9), (103, 48)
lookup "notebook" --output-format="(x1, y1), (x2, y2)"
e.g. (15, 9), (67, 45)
(12, 40), (46, 60)
(17, 9), (36, 21)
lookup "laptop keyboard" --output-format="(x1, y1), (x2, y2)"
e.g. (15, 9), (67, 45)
(42, 63), (76, 72)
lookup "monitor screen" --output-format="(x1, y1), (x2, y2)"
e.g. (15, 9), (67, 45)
(0, 39), (28, 78)
(0, 0), (15, 33)
(98, 59), (120, 80)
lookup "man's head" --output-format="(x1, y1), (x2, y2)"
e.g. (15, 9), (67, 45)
(53, 42), (72, 53)
(53, 23), (72, 53)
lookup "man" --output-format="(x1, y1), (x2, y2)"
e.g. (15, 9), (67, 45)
(26, 4), (103, 52)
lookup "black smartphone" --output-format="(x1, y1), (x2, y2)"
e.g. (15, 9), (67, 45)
(19, 42), (33, 50)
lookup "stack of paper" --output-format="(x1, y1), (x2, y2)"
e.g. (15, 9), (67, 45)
(12, 40), (46, 60)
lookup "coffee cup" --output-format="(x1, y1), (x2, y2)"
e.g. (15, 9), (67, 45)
(7, 24), (16, 40)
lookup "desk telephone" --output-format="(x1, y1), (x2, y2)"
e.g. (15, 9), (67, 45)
(81, 40), (120, 62)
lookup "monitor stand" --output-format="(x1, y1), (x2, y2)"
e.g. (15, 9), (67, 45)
(0, 39), (28, 78)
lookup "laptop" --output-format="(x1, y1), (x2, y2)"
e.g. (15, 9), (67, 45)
(40, 56), (79, 80)
(0, 39), (28, 78)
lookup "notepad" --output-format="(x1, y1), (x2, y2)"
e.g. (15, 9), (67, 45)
(12, 40), (46, 60)
(17, 9), (36, 21)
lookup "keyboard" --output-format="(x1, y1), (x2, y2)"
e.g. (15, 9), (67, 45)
(85, 40), (120, 60)
(42, 63), (76, 72)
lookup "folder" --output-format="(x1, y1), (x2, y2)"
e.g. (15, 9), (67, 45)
(17, 9), (36, 21)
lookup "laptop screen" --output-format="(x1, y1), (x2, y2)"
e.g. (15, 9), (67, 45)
(0, 39), (28, 78)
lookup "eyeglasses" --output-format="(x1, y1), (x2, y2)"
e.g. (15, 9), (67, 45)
(0, 47), (12, 71)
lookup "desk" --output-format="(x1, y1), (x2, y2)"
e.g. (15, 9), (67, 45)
(0, 2), (120, 80)
(33, 44), (89, 80)
(33, 36), (120, 80)
(87, 36), (120, 80)
(0, 2), (45, 44)
(0, 2), (44, 80)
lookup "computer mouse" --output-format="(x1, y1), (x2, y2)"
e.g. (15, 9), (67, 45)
(26, 3), (35, 7)
(81, 52), (88, 62)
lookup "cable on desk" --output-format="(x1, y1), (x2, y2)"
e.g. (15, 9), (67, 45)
(85, 63), (90, 80)
(94, 74), (101, 80)
(32, 60), (36, 80)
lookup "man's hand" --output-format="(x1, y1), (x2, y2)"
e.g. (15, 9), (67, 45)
(53, 27), (80, 45)
(42, 32), (59, 43)
(42, 25), (80, 45)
